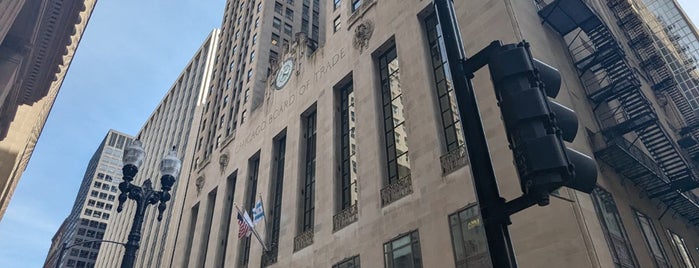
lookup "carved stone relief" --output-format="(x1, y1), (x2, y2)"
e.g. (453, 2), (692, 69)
(353, 20), (374, 53)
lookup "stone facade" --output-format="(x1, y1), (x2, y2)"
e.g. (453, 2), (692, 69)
(162, 0), (699, 268)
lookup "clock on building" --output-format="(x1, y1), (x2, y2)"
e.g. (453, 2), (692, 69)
(275, 59), (294, 89)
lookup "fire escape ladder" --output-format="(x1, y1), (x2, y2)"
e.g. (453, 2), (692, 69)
(539, 0), (699, 225)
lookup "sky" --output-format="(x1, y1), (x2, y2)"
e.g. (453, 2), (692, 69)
(0, 1), (698, 267)
(0, 0), (224, 267)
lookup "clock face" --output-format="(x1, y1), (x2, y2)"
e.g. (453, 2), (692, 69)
(275, 59), (294, 89)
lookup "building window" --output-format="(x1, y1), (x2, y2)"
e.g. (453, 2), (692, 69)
(241, 110), (248, 124)
(338, 82), (358, 211)
(252, 34), (258, 45)
(255, 18), (260, 28)
(377, 44), (411, 185)
(258, 3), (262, 12)
(424, 12), (463, 152)
(384, 230), (422, 268)
(275, 1), (283, 14)
(333, 255), (360, 268)
(667, 230), (696, 268)
(239, 155), (260, 266)
(333, 16), (341, 33)
(272, 33), (280, 46)
(448, 205), (490, 267)
(632, 209), (670, 267)
(263, 134), (287, 265)
(84, 209), (92, 216)
(250, 51), (255, 63)
(300, 110), (317, 232)
(217, 173), (237, 267)
(286, 8), (294, 20)
(284, 23), (293, 35)
(247, 70), (253, 82)
(591, 188), (638, 268)
(334, 0), (341, 10)
(351, 0), (361, 12)
(273, 17), (281, 30)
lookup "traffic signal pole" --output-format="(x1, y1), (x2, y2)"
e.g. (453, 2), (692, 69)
(434, 1), (521, 267)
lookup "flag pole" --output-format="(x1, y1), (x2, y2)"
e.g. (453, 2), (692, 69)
(258, 192), (269, 248)
(234, 203), (268, 252)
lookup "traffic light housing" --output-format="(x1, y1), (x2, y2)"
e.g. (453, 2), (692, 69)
(487, 42), (597, 205)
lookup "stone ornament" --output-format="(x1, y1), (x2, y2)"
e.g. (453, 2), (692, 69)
(353, 20), (374, 53)
(219, 153), (229, 174)
(195, 176), (205, 196)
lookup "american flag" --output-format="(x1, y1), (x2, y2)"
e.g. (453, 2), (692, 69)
(237, 210), (252, 239)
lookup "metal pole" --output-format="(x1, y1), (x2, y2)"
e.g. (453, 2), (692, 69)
(120, 198), (146, 268)
(119, 179), (161, 268)
(434, 0), (518, 267)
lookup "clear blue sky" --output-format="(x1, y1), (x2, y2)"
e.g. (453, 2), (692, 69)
(0, 0), (223, 267)
(0, 1), (698, 267)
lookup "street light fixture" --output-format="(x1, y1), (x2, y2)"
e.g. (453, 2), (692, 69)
(116, 140), (181, 268)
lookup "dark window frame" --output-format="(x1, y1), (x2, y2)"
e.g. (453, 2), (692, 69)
(377, 43), (410, 185)
(383, 230), (422, 268)
(631, 208), (671, 268)
(423, 12), (462, 152)
(591, 187), (638, 268)
(333, 255), (360, 268)
(263, 134), (287, 266)
(448, 204), (490, 268)
(667, 229), (696, 268)
(300, 110), (317, 232)
(338, 81), (357, 210)
(239, 155), (260, 266)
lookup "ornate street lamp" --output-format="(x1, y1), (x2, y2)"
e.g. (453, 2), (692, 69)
(116, 140), (181, 268)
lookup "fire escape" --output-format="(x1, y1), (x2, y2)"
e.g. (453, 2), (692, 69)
(607, 0), (699, 162)
(538, 0), (699, 225)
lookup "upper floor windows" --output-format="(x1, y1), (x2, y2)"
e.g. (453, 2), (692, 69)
(334, 0), (341, 10)
(351, 0), (361, 12)
(275, 2), (283, 14)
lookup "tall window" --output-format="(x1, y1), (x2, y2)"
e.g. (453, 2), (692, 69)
(632, 209), (670, 267)
(216, 172), (236, 267)
(448, 205), (490, 268)
(182, 204), (199, 266)
(300, 110), (317, 232)
(339, 82), (358, 210)
(591, 188), (638, 268)
(263, 134), (287, 266)
(239, 155), (260, 266)
(333, 255), (360, 268)
(384, 230), (422, 268)
(198, 188), (217, 267)
(378, 44), (411, 185)
(424, 12), (463, 152)
(667, 230), (696, 268)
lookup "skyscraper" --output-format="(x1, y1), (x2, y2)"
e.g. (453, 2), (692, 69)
(94, 29), (219, 268)
(163, 0), (699, 267)
(44, 130), (133, 268)
(0, 0), (97, 221)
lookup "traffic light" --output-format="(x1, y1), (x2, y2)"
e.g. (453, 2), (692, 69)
(487, 42), (597, 206)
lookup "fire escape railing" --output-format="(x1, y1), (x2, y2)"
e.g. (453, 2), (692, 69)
(538, 0), (699, 226)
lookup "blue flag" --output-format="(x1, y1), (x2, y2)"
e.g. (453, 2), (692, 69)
(252, 199), (264, 225)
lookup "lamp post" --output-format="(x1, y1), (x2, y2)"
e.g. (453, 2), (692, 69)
(116, 140), (181, 268)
